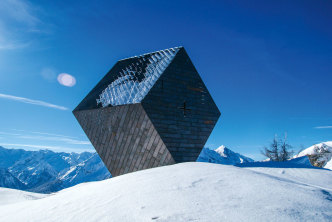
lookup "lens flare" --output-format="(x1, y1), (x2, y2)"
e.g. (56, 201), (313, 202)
(57, 73), (76, 87)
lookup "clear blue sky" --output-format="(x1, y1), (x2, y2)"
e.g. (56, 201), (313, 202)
(0, 0), (331, 160)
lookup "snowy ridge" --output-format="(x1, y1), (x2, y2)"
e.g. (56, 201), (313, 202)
(0, 162), (331, 221)
(295, 141), (332, 170)
(238, 156), (315, 168)
(197, 145), (254, 165)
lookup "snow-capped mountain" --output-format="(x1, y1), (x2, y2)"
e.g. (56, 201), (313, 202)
(0, 146), (111, 193)
(295, 141), (332, 170)
(197, 145), (254, 164)
(0, 162), (331, 221)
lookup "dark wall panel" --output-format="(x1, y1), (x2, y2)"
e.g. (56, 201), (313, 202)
(142, 48), (221, 162)
(74, 104), (175, 177)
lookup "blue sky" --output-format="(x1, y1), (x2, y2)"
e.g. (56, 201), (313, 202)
(0, 0), (331, 160)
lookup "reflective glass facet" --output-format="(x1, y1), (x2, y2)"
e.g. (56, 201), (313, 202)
(97, 47), (180, 107)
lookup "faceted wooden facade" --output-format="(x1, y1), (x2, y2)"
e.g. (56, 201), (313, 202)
(73, 47), (220, 176)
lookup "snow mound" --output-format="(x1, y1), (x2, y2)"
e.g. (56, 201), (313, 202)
(0, 188), (47, 206)
(1, 162), (331, 222)
(295, 141), (332, 170)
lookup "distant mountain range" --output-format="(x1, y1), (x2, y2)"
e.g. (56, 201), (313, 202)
(198, 142), (332, 170)
(1, 141), (330, 193)
(0, 146), (111, 193)
(0, 145), (255, 193)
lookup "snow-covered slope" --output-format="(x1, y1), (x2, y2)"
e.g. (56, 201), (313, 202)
(0, 188), (47, 206)
(1, 162), (331, 222)
(0, 147), (111, 193)
(295, 141), (332, 170)
(197, 145), (254, 164)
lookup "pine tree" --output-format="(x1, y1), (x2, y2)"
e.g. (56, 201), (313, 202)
(261, 134), (293, 161)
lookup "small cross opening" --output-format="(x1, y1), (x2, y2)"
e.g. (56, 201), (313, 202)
(178, 101), (191, 117)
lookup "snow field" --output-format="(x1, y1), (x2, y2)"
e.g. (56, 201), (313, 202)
(0, 162), (331, 222)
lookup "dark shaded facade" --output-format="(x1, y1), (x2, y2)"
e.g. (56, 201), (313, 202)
(73, 47), (220, 176)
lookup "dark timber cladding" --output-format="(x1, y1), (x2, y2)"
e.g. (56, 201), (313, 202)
(73, 46), (221, 177)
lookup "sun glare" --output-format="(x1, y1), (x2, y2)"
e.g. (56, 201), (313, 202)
(57, 73), (76, 87)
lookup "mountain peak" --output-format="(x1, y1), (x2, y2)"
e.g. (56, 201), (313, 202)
(197, 146), (254, 165)
(215, 145), (226, 154)
(296, 141), (332, 170)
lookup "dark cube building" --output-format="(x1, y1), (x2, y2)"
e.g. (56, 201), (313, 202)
(73, 47), (220, 176)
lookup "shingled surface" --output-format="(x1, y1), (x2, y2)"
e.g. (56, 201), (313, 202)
(73, 47), (220, 176)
